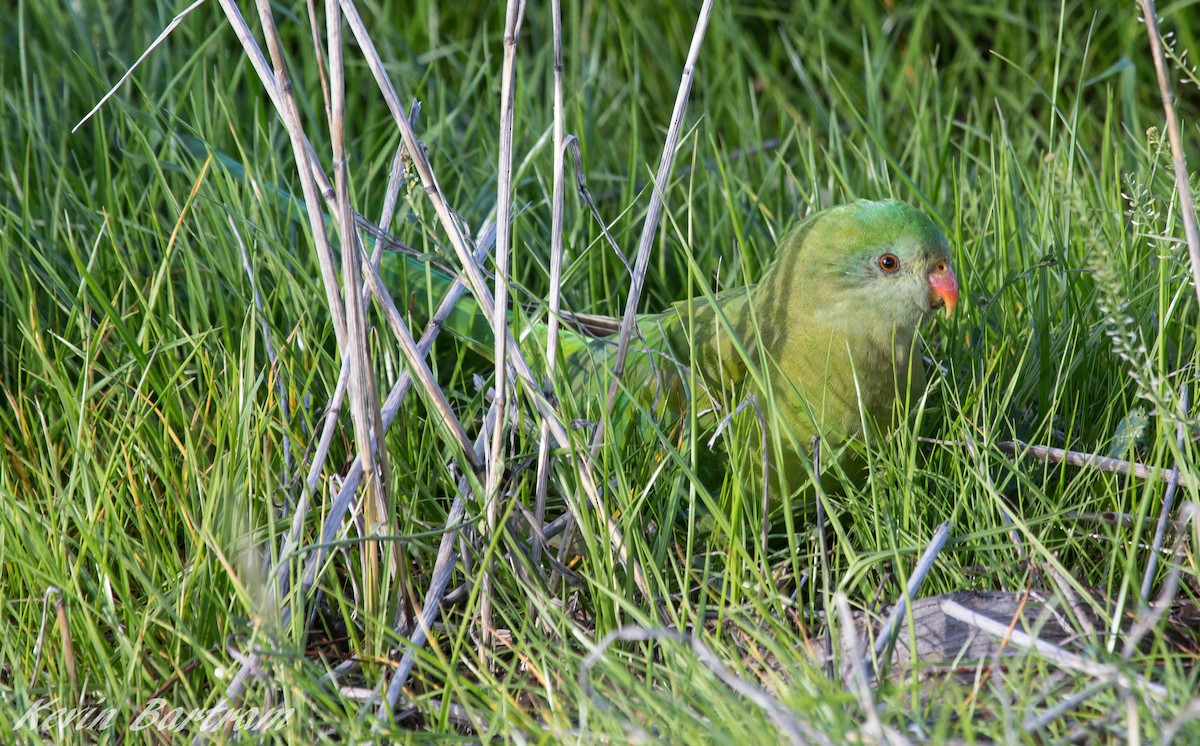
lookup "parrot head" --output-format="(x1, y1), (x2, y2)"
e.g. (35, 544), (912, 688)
(788, 199), (960, 332)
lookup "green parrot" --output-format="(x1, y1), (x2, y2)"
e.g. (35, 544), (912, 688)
(181, 139), (958, 489)
(392, 199), (959, 483)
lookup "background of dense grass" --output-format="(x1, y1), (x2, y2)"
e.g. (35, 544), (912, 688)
(3, 0), (1199, 741)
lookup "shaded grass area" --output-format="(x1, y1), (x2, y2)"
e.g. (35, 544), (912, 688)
(2, 0), (1199, 741)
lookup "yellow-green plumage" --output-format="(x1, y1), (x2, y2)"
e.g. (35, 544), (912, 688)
(398, 199), (958, 483)
(540, 201), (952, 440)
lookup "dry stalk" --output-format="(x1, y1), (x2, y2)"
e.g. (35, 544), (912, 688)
(1138, 0), (1200, 309)
(221, 228), (494, 721)
(481, 0), (526, 652)
(940, 599), (1168, 699)
(380, 400), (500, 720)
(532, 0), (568, 591)
(72, 0), (208, 133)
(994, 439), (1198, 489)
(339, 0), (649, 598)
(867, 521), (953, 682)
(834, 595), (909, 746)
(327, 0), (391, 622)
(581, 626), (822, 745)
(1140, 387), (1190, 601)
(591, 0), (715, 452)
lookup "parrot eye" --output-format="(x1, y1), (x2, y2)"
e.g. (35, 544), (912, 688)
(878, 253), (901, 273)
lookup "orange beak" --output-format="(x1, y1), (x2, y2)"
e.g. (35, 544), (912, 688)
(928, 263), (959, 316)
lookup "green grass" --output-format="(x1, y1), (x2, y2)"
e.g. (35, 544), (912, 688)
(3, 0), (1200, 742)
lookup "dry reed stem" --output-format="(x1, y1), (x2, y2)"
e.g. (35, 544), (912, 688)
(328, 0), (391, 622)
(532, 0), (568, 588)
(381, 400), (500, 719)
(218, 226), (494, 719)
(481, 0), (526, 653)
(1138, 0), (1200, 310)
(280, 132), (423, 598)
(339, 0), (649, 598)
(867, 521), (952, 683)
(1140, 387), (1189, 601)
(581, 626), (822, 745)
(247, 0), (347, 346)
(940, 599), (1168, 699)
(592, 0), (715, 450)
(72, 0), (208, 133)
(834, 595), (909, 746)
(996, 439), (1199, 489)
